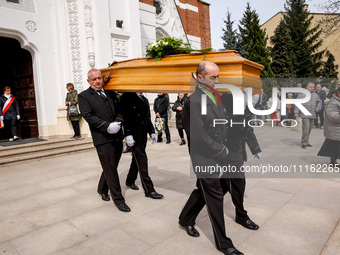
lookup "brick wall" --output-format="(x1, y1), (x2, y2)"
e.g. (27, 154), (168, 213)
(140, 0), (211, 49)
(198, 0), (211, 49)
(177, 0), (211, 49)
(139, 0), (153, 5)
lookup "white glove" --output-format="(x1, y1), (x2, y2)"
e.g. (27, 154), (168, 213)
(17, 115), (20, 120)
(254, 152), (262, 160)
(125, 135), (135, 147)
(151, 133), (157, 144)
(107, 122), (121, 134)
(0, 116), (3, 121)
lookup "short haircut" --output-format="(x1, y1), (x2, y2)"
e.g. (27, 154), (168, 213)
(66, 83), (74, 90)
(3, 86), (11, 92)
(87, 68), (100, 79)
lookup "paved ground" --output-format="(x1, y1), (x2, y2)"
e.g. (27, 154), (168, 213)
(0, 124), (339, 255)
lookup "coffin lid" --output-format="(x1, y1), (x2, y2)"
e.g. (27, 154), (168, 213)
(100, 50), (264, 94)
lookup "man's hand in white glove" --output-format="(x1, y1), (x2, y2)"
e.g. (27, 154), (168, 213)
(107, 122), (121, 134)
(17, 115), (20, 120)
(254, 152), (262, 160)
(125, 135), (135, 147)
(151, 133), (157, 144)
(0, 116), (3, 121)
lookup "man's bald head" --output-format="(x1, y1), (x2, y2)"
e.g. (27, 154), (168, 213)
(196, 61), (220, 87)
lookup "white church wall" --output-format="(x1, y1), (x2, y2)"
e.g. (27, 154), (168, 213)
(0, 0), (202, 138)
(139, 2), (156, 57)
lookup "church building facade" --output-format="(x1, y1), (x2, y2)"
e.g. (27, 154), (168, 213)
(0, 0), (210, 139)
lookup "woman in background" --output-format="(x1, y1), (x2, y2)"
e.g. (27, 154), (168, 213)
(172, 92), (187, 145)
(318, 85), (340, 166)
(66, 83), (82, 139)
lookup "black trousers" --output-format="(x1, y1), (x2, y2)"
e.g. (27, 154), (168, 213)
(314, 108), (324, 127)
(96, 141), (124, 205)
(221, 161), (249, 222)
(4, 119), (17, 138)
(126, 140), (155, 194)
(179, 176), (234, 249)
(158, 118), (171, 141)
(178, 128), (184, 139)
(71, 120), (80, 136)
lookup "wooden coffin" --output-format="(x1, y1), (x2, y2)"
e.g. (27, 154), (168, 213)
(100, 50), (264, 94)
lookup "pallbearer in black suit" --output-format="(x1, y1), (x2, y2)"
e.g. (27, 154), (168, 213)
(120, 92), (163, 199)
(78, 68), (130, 212)
(178, 61), (244, 255)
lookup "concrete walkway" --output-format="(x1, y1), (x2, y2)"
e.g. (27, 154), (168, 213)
(0, 124), (339, 255)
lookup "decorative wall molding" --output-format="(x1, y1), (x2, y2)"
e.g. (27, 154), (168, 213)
(67, 0), (82, 90)
(174, 0), (198, 12)
(113, 38), (128, 57)
(155, 0), (187, 43)
(25, 20), (37, 32)
(84, 0), (95, 67)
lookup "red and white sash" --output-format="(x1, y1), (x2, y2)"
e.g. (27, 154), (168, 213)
(2, 96), (15, 115)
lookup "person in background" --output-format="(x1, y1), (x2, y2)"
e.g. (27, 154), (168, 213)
(318, 85), (340, 166)
(65, 83), (82, 139)
(123, 145), (131, 153)
(294, 82), (321, 149)
(294, 83), (302, 98)
(285, 93), (295, 126)
(172, 92), (187, 145)
(267, 94), (281, 126)
(0, 86), (20, 142)
(154, 93), (171, 144)
(314, 84), (326, 129)
(255, 89), (267, 124)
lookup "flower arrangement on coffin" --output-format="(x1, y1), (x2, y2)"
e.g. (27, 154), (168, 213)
(146, 37), (212, 61)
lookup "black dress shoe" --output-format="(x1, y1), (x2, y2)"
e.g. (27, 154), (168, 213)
(179, 222), (200, 237)
(166, 140), (171, 144)
(306, 144), (312, 147)
(236, 218), (259, 230)
(145, 191), (163, 199)
(302, 144), (306, 149)
(218, 247), (244, 255)
(179, 139), (186, 145)
(116, 203), (131, 212)
(100, 193), (110, 201)
(126, 183), (139, 190)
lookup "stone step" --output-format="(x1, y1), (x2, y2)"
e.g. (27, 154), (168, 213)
(0, 138), (94, 165)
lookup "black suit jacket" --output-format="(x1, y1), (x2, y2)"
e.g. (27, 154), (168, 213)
(182, 86), (228, 176)
(78, 87), (123, 146)
(154, 94), (169, 118)
(120, 92), (155, 141)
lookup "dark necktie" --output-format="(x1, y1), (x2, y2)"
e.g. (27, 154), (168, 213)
(97, 90), (106, 99)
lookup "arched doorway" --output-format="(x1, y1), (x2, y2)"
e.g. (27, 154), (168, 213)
(0, 36), (38, 140)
